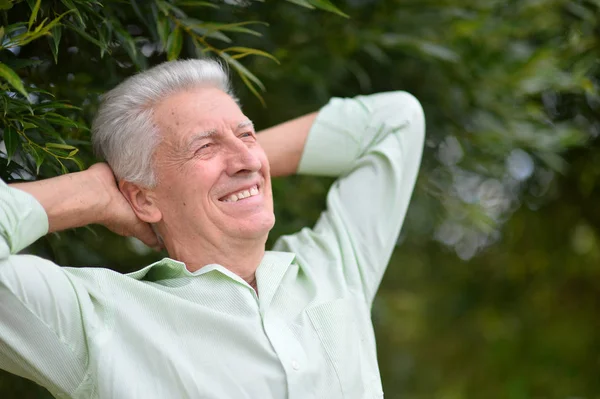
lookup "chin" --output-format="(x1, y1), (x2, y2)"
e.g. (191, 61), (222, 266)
(236, 213), (275, 239)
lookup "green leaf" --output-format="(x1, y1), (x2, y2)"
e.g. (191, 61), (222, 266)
(220, 52), (266, 105)
(23, 116), (56, 134)
(535, 151), (567, 174)
(159, 1), (187, 18)
(131, 0), (155, 38)
(202, 21), (267, 37)
(93, 23), (108, 58)
(220, 53), (265, 91)
(223, 47), (280, 64)
(287, 0), (348, 17)
(308, 0), (349, 17)
(32, 17), (49, 34)
(180, 18), (232, 43)
(114, 26), (144, 68)
(45, 147), (72, 157)
(66, 156), (84, 170)
(34, 101), (79, 111)
(4, 22), (26, 36)
(21, 122), (37, 130)
(286, 0), (315, 9)
(0, 0), (14, 11)
(49, 25), (61, 63)
(6, 11), (70, 48)
(67, 24), (105, 49)
(3, 126), (19, 164)
(155, 0), (170, 15)
(59, 161), (68, 174)
(45, 142), (77, 151)
(417, 42), (460, 63)
(156, 15), (171, 50)
(34, 152), (44, 174)
(176, 1), (219, 8)
(39, 11), (72, 36)
(167, 27), (183, 60)
(28, 0), (42, 29)
(60, 0), (84, 26)
(238, 71), (265, 107)
(0, 62), (29, 99)
(44, 113), (87, 129)
(2, 58), (44, 70)
(0, 26), (5, 42)
(22, 143), (44, 174)
(218, 26), (262, 37)
(379, 34), (459, 63)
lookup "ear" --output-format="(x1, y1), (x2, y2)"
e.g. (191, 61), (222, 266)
(119, 180), (162, 224)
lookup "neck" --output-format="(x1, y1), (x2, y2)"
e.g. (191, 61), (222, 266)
(160, 227), (267, 288)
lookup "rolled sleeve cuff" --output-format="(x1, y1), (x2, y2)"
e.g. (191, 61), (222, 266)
(0, 180), (49, 255)
(297, 97), (364, 177)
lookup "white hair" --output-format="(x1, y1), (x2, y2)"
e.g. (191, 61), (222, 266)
(92, 59), (236, 187)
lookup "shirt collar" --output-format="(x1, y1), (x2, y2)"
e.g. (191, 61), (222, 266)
(126, 251), (296, 290)
(255, 251), (296, 311)
(125, 258), (197, 282)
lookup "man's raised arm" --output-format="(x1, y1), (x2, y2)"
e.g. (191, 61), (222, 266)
(269, 91), (425, 306)
(0, 163), (162, 395)
(5, 163), (159, 256)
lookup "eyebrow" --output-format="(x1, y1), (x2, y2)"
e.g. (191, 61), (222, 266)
(184, 120), (254, 151)
(237, 120), (254, 130)
(184, 129), (217, 151)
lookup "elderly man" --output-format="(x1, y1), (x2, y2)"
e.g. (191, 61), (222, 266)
(0, 59), (424, 398)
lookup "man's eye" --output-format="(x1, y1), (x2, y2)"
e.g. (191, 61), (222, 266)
(240, 132), (254, 139)
(195, 143), (211, 155)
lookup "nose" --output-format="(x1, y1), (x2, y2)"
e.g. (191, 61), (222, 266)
(225, 138), (262, 177)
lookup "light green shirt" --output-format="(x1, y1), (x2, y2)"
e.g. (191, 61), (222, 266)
(0, 91), (424, 399)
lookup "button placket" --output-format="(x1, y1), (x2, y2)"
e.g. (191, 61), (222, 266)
(262, 315), (308, 398)
(291, 360), (300, 371)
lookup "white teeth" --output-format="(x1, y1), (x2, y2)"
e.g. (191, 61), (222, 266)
(223, 185), (259, 203)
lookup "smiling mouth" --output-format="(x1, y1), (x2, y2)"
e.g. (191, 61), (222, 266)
(219, 184), (260, 203)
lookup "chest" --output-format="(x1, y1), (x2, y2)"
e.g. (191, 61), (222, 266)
(86, 274), (382, 399)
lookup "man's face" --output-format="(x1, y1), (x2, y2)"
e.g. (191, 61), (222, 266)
(150, 87), (275, 246)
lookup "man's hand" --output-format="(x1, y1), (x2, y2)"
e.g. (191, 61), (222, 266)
(11, 164), (161, 250)
(88, 163), (162, 250)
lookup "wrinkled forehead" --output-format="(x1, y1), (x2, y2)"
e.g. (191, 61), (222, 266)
(182, 119), (254, 148)
(153, 87), (249, 147)
(190, 120), (254, 137)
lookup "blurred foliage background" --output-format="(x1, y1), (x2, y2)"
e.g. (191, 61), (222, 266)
(1, 0), (600, 397)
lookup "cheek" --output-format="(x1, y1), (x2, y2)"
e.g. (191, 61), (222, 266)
(156, 170), (200, 203)
(255, 150), (271, 173)
(185, 161), (224, 196)
(159, 183), (208, 219)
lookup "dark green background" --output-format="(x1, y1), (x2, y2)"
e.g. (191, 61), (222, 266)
(1, 0), (599, 397)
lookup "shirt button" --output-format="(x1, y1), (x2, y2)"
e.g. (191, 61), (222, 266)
(291, 360), (300, 371)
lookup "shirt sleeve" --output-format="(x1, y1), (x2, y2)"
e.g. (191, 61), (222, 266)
(275, 91), (425, 305)
(0, 180), (90, 397)
(0, 180), (48, 259)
